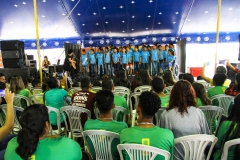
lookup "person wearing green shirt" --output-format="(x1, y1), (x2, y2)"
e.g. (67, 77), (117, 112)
(151, 77), (169, 107)
(120, 91), (174, 160)
(192, 82), (211, 107)
(84, 90), (128, 160)
(102, 79), (130, 124)
(4, 104), (82, 160)
(213, 94), (240, 160)
(207, 74), (228, 106)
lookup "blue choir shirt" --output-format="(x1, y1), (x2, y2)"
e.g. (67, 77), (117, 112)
(133, 52), (141, 62)
(89, 54), (96, 64)
(81, 54), (88, 66)
(167, 55), (175, 63)
(127, 51), (132, 63)
(96, 53), (104, 65)
(105, 52), (111, 63)
(151, 49), (158, 61)
(121, 53), (127, 64)
(163, 51), (168, 59)
(112, 53), (120, 63)
(159, 50), (165, 60)
(141, 51), (150, 63)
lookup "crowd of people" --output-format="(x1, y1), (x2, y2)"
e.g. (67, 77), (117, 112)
(63, 43), (176, 80)
(0, 57), (240, 160)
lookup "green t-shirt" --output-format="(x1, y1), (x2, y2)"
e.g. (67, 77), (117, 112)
(120, 126), (174, 160)
(17, 89), (31, 109)
(114, 95), (129, 121)
(207, 86), (227, 106)
(4, 136), (82, 160)
(196, 98), (204, 107)
(214, 121), (235, 160)
(84, 119), (128, 160)
(160, 96), (169, 107)
(45, 89), (68, 125)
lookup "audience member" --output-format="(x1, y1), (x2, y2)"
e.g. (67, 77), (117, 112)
(225, 73), (240, 96)
(162, 70), (176, 87)
(114, 69), (131, 89)
(160, 80), (209, 160)
(44, 77), (68, 126)
(10, 76), (30, 98)
(178, 73), (184, 80)
(84, 90), (127, 160)
(71, 76), (96, 126)
(31, 79), (41, 88)
(151, 77), (169, 107)
(213, 94), (240, 160)
(120, 91), (174, 160)
(182, 73), (194, 84)
(0, 73), (6, 83)
(0, 82), (6, 105)
(102, 79), (129, 123)
(4, 104), (82, 160)
(192, 82), (211, 106)
(131, 68), (152, 91)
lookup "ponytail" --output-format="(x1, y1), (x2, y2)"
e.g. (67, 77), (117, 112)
(16, 104), (49, 160)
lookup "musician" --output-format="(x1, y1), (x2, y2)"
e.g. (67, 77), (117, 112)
(42, 56), (51, 68)
(63, 49), (76, 79)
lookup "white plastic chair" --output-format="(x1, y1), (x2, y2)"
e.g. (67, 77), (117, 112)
(0, 104), (24, 133)
(221, 138), (240, 160)
(163, 86), (173, 95)
(67, 87), (81, 96)
(154, 108), (166, 126)
(60, 106), (91, 139)
(83, 130), (120, 160)
(114, 86), (130, 95)
(31, 88), (43, 95)
(117, 144), (171, 160)
(210, 94), (234, 116)
(64, 95), (72, 106)
(130, 92), (141, 114)
(195, 80), (208, 87)
(13, 94), (30, 109)
(91, 87), (102, 93)
(200, 106), (223, 135)
(95, 106), (127, 122)
(29, 94), (44, 105)
(113, 90), (130, 106)
(47, 106), (64, 135)
(174, 134), (218, 160)
(134, 85), (151, 93)
(131, 110), (137, 127)
(0, 107), (5, 126)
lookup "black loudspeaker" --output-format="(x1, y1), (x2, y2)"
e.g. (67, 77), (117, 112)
(1, 50), (23, 59)
(2, 59), (25, 68)
(0, 40), (24, 51)
(0, 68), (30, 82)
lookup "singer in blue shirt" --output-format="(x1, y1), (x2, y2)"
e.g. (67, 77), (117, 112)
(88, 49), (96, 77)
(161, 49), (175, 72)
(96, 51), (104, 76)
(151, 44), (159, 76)
(112, 48), (120, 71)
(104, 48), (112, 76)
(141, 46), (150, 70)
(133, 48), (141, 73)
(121, 47), (128, 70)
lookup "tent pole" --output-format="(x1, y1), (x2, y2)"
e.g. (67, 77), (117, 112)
(33, 0), (42, 83)
(215, 0), (222, 72)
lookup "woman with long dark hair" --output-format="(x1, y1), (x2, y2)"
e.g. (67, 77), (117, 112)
(131, 68), (152, 91)
(4, 104), (82, 160)
(162, 70), (176, 87)
(192, 82), (211, 106)
(114, 69), (131, 89)
(213, 94), (240, 160)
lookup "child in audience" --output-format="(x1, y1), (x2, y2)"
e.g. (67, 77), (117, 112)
(183, 73), (194, 84)
(4, 104), (82, 160)
(89, 49), (96, 78)
(133, 48), (141, 74)
(160, 80), (209, 160)
(207, 74), (227, 99)
(152, 77), (169, 107)
(84, 90), (128, 160)
(225, 73), (240, 96)
(120, 91), (174, 160)
(32, 79), (41, 88)
(114, 69), (131, 89)
(192, 82), (211, 106)
(162, 70), (176, 87)
(213, 94), (240, 160)
(131, 68), (152, 91)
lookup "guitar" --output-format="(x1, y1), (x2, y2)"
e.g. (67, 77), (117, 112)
(70, 59), (76, 69)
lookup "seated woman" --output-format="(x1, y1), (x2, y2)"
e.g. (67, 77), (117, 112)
(120, 91), (174, 160)
(42, 56), (51, 69)
(4, 104), (82, 160)
(213, 94), (240, 160)
(225, 73), (240, 96)
(192, 82), (211, 106)
(114, 69), (131, 89)
(44, 78), (68, 127)
(162, 70), (176, 87)
(160, 80), (209, 160)
(131, 68), (152, 91)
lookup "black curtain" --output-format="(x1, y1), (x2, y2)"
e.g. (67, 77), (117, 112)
(64, 43), (81, 73)
(176, 38), (187, 73)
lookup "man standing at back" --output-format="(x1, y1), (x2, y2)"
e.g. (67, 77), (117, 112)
(71, 76), (96, 126)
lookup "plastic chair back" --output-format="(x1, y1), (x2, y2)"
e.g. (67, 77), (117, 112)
(199, 105), (223, 135)
(174, 134), (218, 160)
(91, 87), (102, 93)
(68, 87), (81, 96)
(210, 94), (234, 116)
(31, 88), (43, 95)
(47, 106), (62, 135)
(134, 85), (151, 93)
(130, 92), (141, 114)
(113, 91), (130, 106)
(29, 94), (44, 105)
(60, 106), (91, 138)
(64, 95), (72, 106)
(83, 130), (120, 160)
(221, 138), (240, 160)
(154, 108), (166, 126)
(0, 104), (24, 133)
(163, 86), (173, 95)
(117, 144), (171, 160)
(95, 106), (127, 122)
(13, 94), (30, 109)
(114, 86), (130, 95)
(0, 107), (5, 126)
